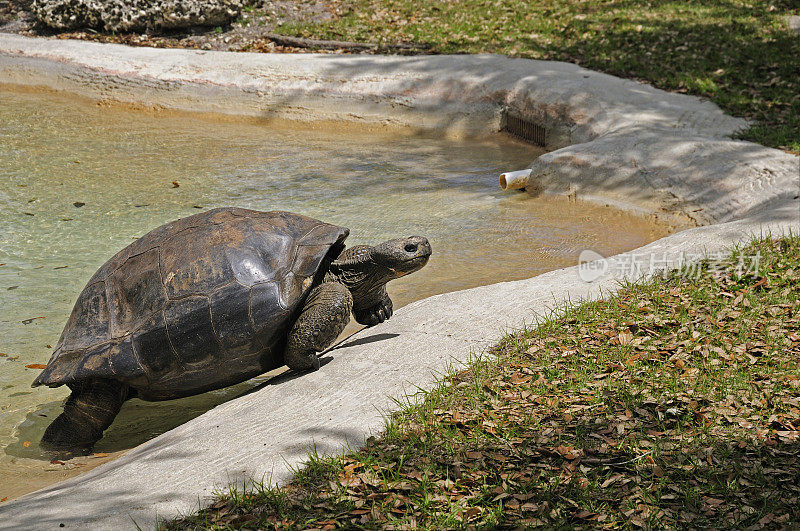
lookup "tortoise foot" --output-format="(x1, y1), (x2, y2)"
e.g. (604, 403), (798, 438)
(40, 415), (98, 453)
(354, 295), (393, 326)
(40, 379), (127, 452)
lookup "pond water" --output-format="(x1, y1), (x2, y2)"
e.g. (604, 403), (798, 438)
(0, 88), (674, 499)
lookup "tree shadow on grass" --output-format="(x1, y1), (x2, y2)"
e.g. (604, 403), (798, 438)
(356, 410), (800, 527)
(495, 428), (800, 526)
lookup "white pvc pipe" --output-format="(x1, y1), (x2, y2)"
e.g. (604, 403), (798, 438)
(499, 168), (532, 191)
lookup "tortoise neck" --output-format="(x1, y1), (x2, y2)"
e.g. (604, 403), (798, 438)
(326, 246), (393, 311)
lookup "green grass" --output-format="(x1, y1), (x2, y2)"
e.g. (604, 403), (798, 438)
(165, 236), (800, 529)
(276, 0), (800, 153)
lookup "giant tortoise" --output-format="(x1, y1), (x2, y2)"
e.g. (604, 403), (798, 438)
(33, 207), (431, 451)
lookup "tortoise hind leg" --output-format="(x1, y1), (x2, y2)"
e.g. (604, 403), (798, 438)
(41, 379), (128, 452)
(285, 282), (352, 371)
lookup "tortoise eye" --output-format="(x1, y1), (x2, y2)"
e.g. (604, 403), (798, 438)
(404, 243), (418, 253)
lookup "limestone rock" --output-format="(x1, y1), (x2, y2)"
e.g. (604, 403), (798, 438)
(31, 0), (243, 32)
(789, 16), (800, 35)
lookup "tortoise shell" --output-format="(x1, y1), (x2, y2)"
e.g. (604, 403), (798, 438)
(32, 208), (349, 400)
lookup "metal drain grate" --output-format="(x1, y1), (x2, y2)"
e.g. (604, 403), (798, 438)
(502, 112), (547, 147)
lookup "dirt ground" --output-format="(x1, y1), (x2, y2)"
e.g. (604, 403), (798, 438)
(0, 0), (350, 53)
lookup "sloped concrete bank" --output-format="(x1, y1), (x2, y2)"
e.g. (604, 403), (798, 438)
(0, 34), (797, 529)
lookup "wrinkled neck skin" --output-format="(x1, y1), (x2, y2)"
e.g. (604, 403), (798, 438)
(325, 245), (395, 312)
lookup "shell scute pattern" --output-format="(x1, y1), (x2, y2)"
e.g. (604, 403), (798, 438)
(105, 339), (147, 384)
(73, 342), (114, 382)
(225, 229), (293, 287)
(210, 282), (253, 352)
(250, 281), (287, 337)
(107, 247), (167, 338)
(132, 311), (179, 376)
(58, 280), (110, 353)
(161, 223), (236, 300)
(86, 246), (129, 286)
(164, 296), (220, 365)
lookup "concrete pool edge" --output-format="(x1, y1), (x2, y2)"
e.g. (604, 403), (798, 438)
(0, 34), (798, 529)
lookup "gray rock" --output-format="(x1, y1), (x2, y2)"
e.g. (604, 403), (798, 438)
(789, 15), (800, 35)
(31, 0), (243, 32)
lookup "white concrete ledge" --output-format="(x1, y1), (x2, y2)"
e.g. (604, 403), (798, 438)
(0, 34), (797, 529)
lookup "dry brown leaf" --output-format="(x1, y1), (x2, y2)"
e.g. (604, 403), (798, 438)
(464, 507), (481, 519)
(619, 331), (634, 345)
(601, 474), (621, 488)
(340, 475), (362, 487)
(509, 372), (533, 385)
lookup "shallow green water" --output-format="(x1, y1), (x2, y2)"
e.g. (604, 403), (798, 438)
(0, 89), (668, 476)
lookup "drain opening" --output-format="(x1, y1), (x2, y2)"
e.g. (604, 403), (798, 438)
(501, 112), (547, 147)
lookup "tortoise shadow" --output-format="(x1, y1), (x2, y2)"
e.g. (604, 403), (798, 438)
(337, 332), (400, 348)
(238, 331), (402, 395)
(235, 357), (335, 396)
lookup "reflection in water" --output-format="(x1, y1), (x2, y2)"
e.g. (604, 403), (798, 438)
(0, 88), (673, 497)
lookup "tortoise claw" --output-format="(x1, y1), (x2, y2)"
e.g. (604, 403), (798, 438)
(357, 297), (394, 326)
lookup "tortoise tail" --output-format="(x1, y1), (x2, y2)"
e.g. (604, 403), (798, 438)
(40, 379), (128, 452)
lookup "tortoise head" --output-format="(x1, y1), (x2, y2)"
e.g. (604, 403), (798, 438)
(329, 236), (431, 322)
(369, 236), (432, 279)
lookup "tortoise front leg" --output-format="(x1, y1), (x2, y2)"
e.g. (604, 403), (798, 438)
(285, 282), (352, 371)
